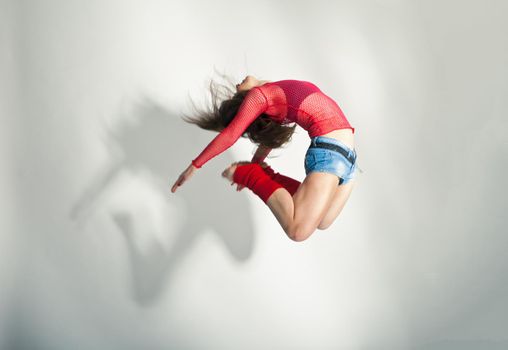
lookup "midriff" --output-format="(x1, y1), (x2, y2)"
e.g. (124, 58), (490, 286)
(319, 128), (355, 150)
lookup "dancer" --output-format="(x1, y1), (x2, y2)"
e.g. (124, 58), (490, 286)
(171, 75), (359, 242)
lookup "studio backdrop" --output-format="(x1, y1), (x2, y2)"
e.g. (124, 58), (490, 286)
(1, 0), (507, 349)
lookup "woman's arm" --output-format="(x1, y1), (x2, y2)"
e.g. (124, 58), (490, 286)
(191, 87), (268, 168)
(251, 144), (272, 164)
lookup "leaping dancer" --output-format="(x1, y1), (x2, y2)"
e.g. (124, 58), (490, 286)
(171, 75), (359, 242)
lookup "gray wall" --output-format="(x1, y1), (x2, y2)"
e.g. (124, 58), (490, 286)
(1, 0), (507, 349)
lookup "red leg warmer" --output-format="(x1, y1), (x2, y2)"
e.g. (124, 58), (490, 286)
(261, 165), (301, 196)
(233, 163), (284, 203)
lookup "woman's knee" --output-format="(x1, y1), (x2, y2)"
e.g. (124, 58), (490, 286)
(285, 223), (317, 242)
(317, 219), (332, 230)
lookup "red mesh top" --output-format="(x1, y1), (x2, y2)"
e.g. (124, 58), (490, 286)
(191, 79), (354, 168)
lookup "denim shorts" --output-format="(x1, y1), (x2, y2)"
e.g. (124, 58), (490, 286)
(304, 136), (358, 186)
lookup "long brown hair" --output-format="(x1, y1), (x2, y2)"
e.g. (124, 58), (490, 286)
(182, 75), (296, 149)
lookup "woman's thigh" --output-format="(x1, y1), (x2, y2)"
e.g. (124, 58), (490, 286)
(318, 178), (356, 229)
(291, 171), (339, 232)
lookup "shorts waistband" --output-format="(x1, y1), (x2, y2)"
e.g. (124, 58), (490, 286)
(309, 136), (356, 164)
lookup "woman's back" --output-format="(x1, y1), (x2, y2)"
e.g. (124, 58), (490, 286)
(257, 80), (354, 137)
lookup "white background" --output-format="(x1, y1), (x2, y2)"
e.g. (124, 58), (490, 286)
(1, 0), (507, 349)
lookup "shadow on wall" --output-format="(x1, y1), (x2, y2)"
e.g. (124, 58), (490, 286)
(69, 95), (256, 306)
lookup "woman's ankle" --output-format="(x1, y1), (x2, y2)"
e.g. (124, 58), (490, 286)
(233, 163), (284, 203)
(259, 164), (301, 196)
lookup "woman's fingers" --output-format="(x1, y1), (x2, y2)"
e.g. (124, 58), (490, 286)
(171, 173), (186, 193)
(172, 164), (198, 193)
(171, 176), (180, 192)
(171, 180), (180, 193)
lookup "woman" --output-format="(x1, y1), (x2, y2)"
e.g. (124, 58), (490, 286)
(171, 75), (359, 242)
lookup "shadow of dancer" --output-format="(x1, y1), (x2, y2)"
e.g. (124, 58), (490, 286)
(69, 95), (256, 306)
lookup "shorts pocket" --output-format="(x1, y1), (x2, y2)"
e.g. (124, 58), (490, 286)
(304, 152), (315, 173)
(315, 149), (333, 164)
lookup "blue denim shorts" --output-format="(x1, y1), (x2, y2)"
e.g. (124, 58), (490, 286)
(304, 136), (358, 186)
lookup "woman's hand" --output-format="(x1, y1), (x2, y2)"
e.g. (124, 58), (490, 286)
(171, 163), (198, 193)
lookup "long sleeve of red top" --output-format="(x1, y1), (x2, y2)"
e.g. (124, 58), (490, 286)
(191, 87), (268, 168)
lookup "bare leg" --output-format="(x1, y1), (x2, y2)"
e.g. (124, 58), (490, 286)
(265, 172), (340, 241)
(317, 179), (356, 230)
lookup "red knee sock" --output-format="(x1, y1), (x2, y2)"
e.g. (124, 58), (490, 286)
(233, 163), (284, 203)
(261, 165), (301, 196)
